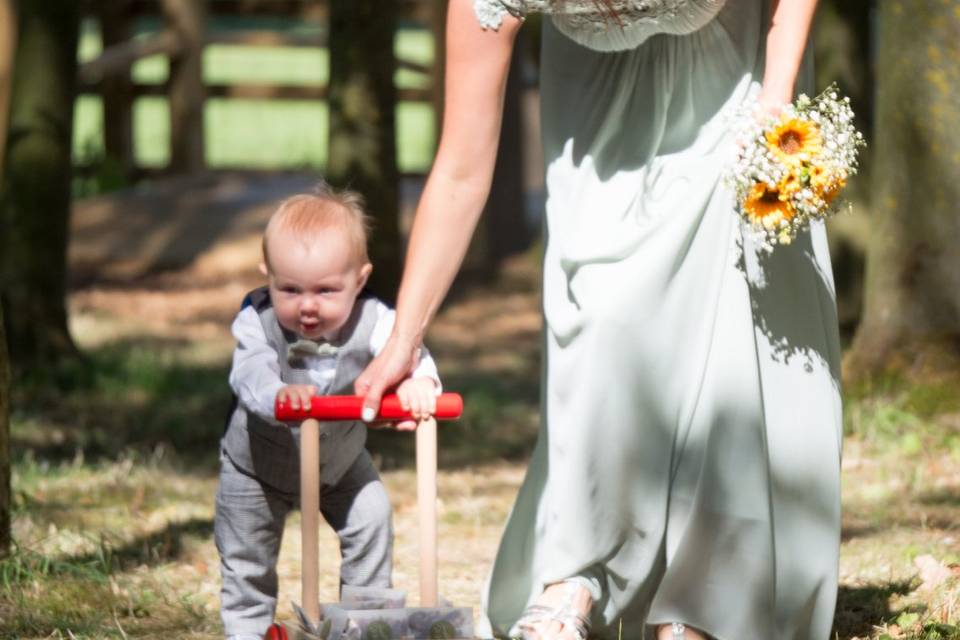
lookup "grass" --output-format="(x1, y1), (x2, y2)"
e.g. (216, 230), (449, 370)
(10, 340), (232, 464)
(10, 357), (960, 639)
(73, 18), (438, 177)
(5, 251), (960, 638)
(844, 367), (960, 460)
(3, 452), (220, 639)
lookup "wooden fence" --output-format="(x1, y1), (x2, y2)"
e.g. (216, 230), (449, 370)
(78, 0), (445, 177)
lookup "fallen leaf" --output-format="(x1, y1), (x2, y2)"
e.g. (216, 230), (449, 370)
(915, 554), (953, 591)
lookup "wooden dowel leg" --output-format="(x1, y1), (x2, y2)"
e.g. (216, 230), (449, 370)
(300, 418), (321, 626)
(416, 417), (438, 607)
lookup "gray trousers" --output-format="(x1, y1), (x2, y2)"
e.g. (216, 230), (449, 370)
(215, 448), (393, 637)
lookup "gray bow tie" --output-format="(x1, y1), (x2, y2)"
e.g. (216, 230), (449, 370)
(288, 339), (339, 363)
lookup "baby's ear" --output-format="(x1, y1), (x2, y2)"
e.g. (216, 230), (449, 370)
(258, 262), (269, 276)
(358, 262), (373, 288)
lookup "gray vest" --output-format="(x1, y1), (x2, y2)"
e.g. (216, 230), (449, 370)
(222, 287), (382, 492)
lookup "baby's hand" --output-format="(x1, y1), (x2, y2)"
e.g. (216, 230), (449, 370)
(276, 384), (318, 412)
(395, 377), (438, 432)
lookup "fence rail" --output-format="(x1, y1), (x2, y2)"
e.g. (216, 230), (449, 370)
(78, 0), (441, 176)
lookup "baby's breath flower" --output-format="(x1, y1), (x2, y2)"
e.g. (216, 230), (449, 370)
(726, 83), (865, 248)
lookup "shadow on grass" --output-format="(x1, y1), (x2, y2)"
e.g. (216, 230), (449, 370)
(99, 516), (214, 570)
(916, 488), (960, 507)
(833, 581), (915, 640)
(12, 336), (543, 471)
(0, 518), (218, 639)
(1, 517), (214, 587)
(367, 369), (541, 471)
(841, 523), (879, 542)
(11, 338), (234, 466)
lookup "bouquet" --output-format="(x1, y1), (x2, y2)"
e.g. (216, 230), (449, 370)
(726, 84), (865, 249)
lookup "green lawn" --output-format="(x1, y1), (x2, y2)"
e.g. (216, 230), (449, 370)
(6, 258), (960, 639)
(74, 19), (437, 173)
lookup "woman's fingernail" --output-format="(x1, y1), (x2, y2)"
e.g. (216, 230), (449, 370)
(362, 406), (376, 422)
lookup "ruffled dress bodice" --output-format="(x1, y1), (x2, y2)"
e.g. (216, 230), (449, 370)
(474, 0), (728, 51)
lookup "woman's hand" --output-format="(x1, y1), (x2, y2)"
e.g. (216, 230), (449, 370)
(354, 332), (422, 422)
(756, 85), (792, 121)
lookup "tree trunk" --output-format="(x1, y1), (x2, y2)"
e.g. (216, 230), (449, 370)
(327, 0), (400, 302)
(430, 0), (446, 138)
(0, 302), (9, 559)
(815, 0), (874, 135)
(457, 29), (531, 282)
(483, 39), (530, 264)
(0, 0), (15, 560)
(814, 1), (874, 337)
(0, 0), (80, 369)
(161, 0), (206, 174)
(846, 2), (960, 376)
(99, 0), (136, 179)
(0, 0), (13, 151)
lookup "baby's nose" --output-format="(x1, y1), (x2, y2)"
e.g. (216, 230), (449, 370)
(299, 295), (320, 311)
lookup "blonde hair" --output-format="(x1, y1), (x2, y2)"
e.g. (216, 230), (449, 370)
(262, 182), (372, 271)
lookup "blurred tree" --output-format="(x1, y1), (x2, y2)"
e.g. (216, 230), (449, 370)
(482, 36), (531, 266)
(0, 305), (8, 559)
(161, 0), (206, 174)
(436, 7), (534, 286)
(458, 29), (531, 282)
(0, 0), (13, 165)
(0, 0), (80, 370)
(815, 0), (874, 337)
(327, 0), (400, 302)
(846, 1), (960, 375)
(815, 0), (874, 135)
(0, 0), (14, 559)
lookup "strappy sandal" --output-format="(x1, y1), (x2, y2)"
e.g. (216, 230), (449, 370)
(658, 622), (710, 639)
(508, 580), (592, 640)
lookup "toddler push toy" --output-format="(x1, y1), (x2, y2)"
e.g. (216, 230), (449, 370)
(265, 393), (470, 640)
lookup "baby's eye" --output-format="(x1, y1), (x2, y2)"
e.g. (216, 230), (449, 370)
(280, 286), (299, 294)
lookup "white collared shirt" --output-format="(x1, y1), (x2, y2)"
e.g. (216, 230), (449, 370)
(229, 300), (441, 422)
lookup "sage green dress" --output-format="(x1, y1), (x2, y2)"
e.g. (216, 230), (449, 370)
(473, 1), (843, 639)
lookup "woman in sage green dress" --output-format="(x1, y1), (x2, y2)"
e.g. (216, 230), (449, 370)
(355, 0), (841, 638)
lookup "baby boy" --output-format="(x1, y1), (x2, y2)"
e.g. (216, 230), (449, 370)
(215, 184), (440, 640)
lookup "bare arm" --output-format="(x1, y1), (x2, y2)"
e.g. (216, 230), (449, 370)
(355, 0), (522, 417)
(758, 0), (820, 109)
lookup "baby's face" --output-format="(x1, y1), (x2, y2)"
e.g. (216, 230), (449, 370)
(265, 229), (371, 341)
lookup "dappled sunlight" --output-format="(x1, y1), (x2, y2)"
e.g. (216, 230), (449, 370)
(5, 169), (957, 638)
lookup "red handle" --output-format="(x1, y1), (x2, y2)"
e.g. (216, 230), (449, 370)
(275, 393), (463, 422)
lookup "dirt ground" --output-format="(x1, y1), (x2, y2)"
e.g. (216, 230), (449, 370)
(6, 174), (957, 639)
(56, 172), (543, 634)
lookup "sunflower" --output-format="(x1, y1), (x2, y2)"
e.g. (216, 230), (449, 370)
(818, 177), (846, 205)
(808, 163), (829, 190)
(777, 167), (805, 197)
(807, 164), (846, 204)
(766, 117), (823, 165)
(743, 182), (796, 229)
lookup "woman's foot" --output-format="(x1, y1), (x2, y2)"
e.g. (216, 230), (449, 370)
(656, 623), (708, 640)
(509, 580), (593, 639)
